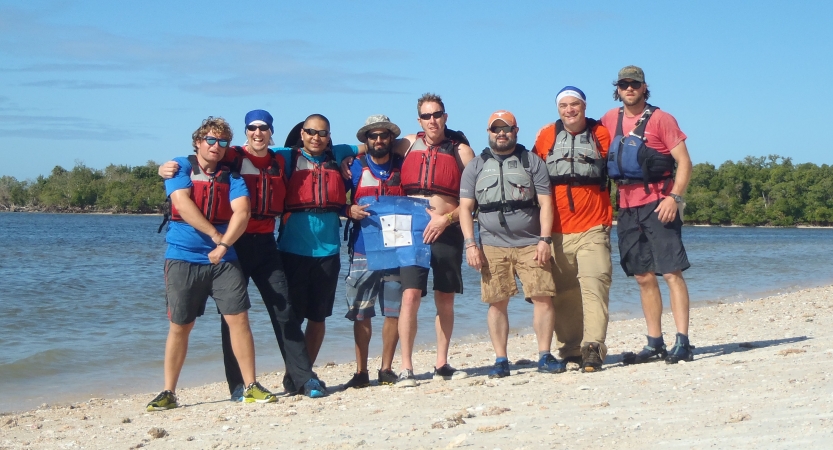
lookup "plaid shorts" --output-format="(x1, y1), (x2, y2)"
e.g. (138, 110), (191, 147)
(344, 255), (402, 321)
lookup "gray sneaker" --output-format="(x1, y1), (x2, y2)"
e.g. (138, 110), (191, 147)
(396, 369), (417, 388)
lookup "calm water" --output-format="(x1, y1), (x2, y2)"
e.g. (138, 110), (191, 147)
(2, 213), (832, 413)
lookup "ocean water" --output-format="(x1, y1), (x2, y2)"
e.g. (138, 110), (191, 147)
(2, 213), (832, 413)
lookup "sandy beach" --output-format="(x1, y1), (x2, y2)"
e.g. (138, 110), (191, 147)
(2, 286), (832, 449)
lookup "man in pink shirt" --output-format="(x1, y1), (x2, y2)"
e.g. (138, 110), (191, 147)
(600, 65), (694, 364)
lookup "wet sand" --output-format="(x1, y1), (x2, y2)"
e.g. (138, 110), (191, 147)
(2, 286), (832, 449)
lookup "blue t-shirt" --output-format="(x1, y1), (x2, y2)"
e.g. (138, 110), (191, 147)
(349, 156), (396, 255)
(163, 156), (249, 264)
(276, 144), (358, 257)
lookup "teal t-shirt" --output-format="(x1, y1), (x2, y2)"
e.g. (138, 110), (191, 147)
(276, 144), (358, 257)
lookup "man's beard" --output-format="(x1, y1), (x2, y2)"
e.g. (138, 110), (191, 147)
(368, 144), (392, 159)
(622, 91), (644, 106)
(489, 134), (517, 152)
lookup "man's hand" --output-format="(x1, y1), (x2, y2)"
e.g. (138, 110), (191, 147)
(340, 156), (355, 180)
(349, 204), (370, 220)
(423, 208), (450, 243)
(655, 196), (678, 223)
(533, 240), (551, 266)
(208, 245), (227, 265)
(158, 161), (179, 179)
(210, 232), (224, 245)
(466, 245), (483, 271)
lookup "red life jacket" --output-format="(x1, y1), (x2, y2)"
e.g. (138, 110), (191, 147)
(400, 132), (462, 198)
(230, 147), (287, 218)
(353, 154), (404, 203)
(284, 148), (346, 213)
(170, 155), (236, 224)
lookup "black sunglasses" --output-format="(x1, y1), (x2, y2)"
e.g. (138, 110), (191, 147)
(489, 125), (515, 134)
(617, 80), (643, 90)
(303, 128), (330, 137)
(419, 111), (445, 120)
(247, 124), (270, 132)
(366, 131), (391, 141)
(204, 136), (230, 148)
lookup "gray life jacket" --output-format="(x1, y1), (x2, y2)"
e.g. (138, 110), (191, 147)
(475, 145), (537, 227)
(546, 119), (607, 212)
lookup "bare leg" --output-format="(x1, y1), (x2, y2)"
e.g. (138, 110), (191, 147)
(163, 321), (196, 393)
(635, 272), (663, 337)
(663, 271), (690, 335)
(434, 291), (455, 367)
(223, 311), (256, 386)
(304, 320), (326, 365)
(487, 299), (510, 358)
(381, 317), (399, 371)
(398, 288), (421, 371)
(353, 318), (372, 373)
(530, 296), (555, 353)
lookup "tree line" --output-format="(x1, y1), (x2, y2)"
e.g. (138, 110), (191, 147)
(1, 155), (832, 226)
(0, 161), (166, 213)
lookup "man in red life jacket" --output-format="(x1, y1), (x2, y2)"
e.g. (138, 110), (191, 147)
(148, 117), (276, 411)
(342, 115), (405, 388)
(392, 93), (476, 386)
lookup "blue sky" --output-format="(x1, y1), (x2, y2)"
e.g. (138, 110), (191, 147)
(1, 1), (830, 180)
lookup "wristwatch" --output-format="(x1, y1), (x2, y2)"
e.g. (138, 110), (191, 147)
(538, 236), (553, 244)
(669, 193), (684, 203)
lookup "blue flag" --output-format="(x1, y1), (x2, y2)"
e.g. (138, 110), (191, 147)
(358, 196), (432, 270)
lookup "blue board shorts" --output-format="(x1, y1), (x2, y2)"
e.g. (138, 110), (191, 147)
(344, 254), (402, 321)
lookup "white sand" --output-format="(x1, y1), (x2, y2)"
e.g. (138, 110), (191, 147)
(3, 286), (832, 449)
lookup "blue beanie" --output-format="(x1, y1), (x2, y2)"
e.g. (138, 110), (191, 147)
(244, 109), (274, 133)
(556, 86), (586, 104)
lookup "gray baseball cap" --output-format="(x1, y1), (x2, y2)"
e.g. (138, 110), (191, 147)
(356, 114), (401, 143)
(617, 65), (645, 82)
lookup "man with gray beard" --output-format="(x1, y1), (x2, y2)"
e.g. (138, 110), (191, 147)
(458, 111), (563, 379)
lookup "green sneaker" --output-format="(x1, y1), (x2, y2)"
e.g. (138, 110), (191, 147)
(146, 390), (178, 411)
(243, 381), (277, 403)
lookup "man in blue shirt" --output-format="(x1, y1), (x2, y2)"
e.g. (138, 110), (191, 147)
(342, 115), (404, 388)
(148, 117), (276, 411)
(278, 114), (358, 374)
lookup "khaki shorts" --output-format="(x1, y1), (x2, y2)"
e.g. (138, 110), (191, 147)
(480, 244), (556, 303)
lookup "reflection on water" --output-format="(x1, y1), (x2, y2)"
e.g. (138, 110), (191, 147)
(1, 213), (832, 412)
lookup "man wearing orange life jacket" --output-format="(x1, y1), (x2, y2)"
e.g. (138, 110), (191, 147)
(390, 93), (476, 386)
(148, 116), (276, 411)
(532, 87), (613, 373)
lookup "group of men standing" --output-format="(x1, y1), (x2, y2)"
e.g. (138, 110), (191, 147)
(147, 65), (695, 411)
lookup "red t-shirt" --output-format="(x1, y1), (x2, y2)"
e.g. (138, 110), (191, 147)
(532, 121), (613, 234)
(600, 107), (687, 208)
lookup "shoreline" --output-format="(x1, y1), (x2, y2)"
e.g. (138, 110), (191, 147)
(3, 286), (832, 448)
(3, 211), (833, 228)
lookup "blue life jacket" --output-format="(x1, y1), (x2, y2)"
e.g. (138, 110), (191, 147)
(606, 105), (675, 194)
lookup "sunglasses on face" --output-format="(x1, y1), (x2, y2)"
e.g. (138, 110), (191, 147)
(204, 136), (230, 148)
(246, 124), (270, 132)
(366, 131), (391, 141)
(617, 80), (643, 90)
(303, 128), (330, 137)
(419, 111), (445, 120)
(489, 125), (515, 134)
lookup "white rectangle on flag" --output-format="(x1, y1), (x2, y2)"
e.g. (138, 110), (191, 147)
(379, 214), (413, 247)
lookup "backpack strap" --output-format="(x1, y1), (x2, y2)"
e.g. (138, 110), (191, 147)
(630, 105), (658, 140)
